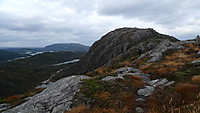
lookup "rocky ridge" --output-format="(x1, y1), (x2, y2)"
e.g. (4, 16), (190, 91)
(56, 27), (178, 80)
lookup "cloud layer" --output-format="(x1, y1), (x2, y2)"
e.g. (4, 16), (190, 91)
(0, 0), (200, 47)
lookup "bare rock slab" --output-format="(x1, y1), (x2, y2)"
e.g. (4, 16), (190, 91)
(4, 75), (91, 113)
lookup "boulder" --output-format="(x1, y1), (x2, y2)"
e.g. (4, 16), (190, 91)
(137, 86), (155, 96)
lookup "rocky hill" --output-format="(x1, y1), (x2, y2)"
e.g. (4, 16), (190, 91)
(2, 28), (200, 113)
(56, 27), (178, 80)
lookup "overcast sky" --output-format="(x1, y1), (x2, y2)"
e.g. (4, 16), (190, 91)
(0, 0), (200, 47)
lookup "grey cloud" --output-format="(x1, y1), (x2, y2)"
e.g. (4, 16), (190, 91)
(97, 0), (200, 26)
(0, 0), (199, 47)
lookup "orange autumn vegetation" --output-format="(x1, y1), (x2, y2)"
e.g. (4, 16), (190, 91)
(128, 75), (142, 80)
(175, 83), (199, 94)
(140, 63), (178, 78)
(175, 83), (199, 102)
(6, 88), (44, 103)
(94, 92), (110, 99)
(96, 67), (115, 74)
(118, 60), (133, 67)
(192, 75), (200, 83)
(65, 104), (88, 113)
(65, 104), (127, 113)
(162, 61), (185, 67)
(6, 95), (22, 102)
(182, 43), (200, 51)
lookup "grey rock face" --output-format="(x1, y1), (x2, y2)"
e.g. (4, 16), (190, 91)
(4, 75), (91, 113)
(191, 60), (200, 63)
(147, 40), (184, 62)
(0, 103), (10, 112)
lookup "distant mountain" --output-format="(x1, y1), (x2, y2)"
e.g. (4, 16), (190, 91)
(0, 43), (90, 62)
(43, 43), (90, 52)
(2, 48), (42, 55)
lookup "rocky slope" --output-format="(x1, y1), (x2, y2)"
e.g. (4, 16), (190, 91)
(4, 75), (91, 113)
(3, 28), (200, 113)
(56, 27), (179, 80)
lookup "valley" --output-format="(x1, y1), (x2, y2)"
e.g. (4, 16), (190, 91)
(0, 50), (86, 112)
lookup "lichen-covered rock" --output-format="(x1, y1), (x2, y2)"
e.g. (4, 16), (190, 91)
(137, 86), (155, 96)
(4, 75), (91, 113)
(147, 40), (184, 62)
(148, 78), (168, 87)
(102, 67), (149, 82)
(101, 74), (124, 81)
(137, 78), (174, 97)
(114, 67), (140, 74)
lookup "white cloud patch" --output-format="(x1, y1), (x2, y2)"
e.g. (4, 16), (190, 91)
(0, 0), (199, 47)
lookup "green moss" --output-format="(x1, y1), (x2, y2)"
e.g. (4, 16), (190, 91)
(83, 79), (103, 95)
(175, 72), (187, 76)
